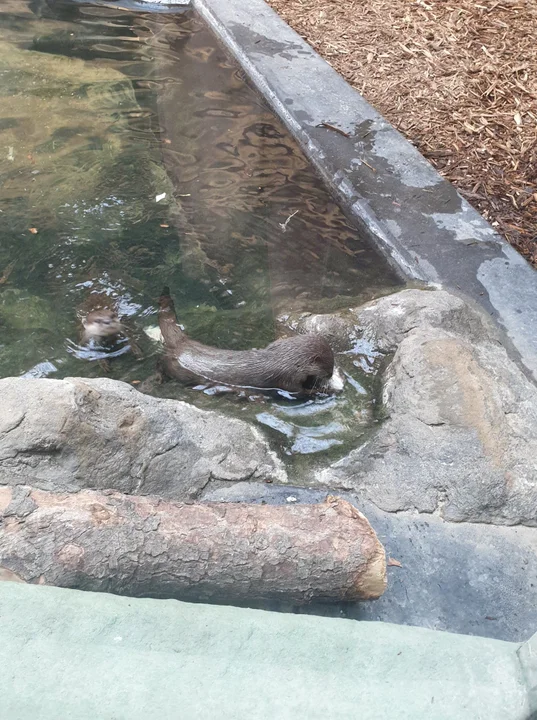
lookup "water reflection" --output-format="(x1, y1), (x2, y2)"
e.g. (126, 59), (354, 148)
(0, 0), (401, 472)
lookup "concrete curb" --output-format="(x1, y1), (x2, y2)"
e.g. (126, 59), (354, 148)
(0, 582), (532, 720)
(180, 0), (537, 382)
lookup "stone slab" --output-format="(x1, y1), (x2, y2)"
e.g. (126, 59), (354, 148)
(0, 582), (530, 720)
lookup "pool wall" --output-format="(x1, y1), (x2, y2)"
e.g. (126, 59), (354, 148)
(142, 0), (537, 384)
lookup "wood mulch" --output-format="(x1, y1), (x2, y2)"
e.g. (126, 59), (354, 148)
(267, 0), (537, 266)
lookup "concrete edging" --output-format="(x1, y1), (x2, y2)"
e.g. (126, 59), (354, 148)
(177, 0), (537, 382)
(0, 582), (532, 720)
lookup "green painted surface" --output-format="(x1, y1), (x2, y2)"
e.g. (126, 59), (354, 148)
(0, 583), (531, 719)
(519, 633), (537, 715)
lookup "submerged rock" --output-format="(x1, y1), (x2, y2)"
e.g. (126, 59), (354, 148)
(312, 289), (537, 526)
(0, 377), (286, 498)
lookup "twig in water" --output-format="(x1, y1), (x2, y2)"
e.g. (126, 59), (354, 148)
(279, 210), (299, 232)
(0, 261), (15, 285)
(317, 122), (351, 138)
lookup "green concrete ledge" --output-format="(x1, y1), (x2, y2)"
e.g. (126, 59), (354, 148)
(519, 633), (537, 718)
(0, 583), (533, 719)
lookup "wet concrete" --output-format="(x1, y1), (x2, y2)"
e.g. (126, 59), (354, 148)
(192, 0), (537, 383)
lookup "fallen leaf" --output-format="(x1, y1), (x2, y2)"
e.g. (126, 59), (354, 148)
(163, 138), (172, 144)
(131, 380), (141, 385)
(160, 223), (169, 228)
(29, 228), (38, 234)
(388, 557), (402, 567)
(514, 112), (522, 126)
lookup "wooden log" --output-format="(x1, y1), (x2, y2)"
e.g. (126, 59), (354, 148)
(0, 486), (386, 603)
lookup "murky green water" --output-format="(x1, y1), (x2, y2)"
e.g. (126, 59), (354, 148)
(0, 0), (402, 473)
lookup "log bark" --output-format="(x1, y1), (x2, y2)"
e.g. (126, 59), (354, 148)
(0, 486), (386, 603)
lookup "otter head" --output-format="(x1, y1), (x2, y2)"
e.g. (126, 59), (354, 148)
(278, 338), (344, 395)
(300, 364), (345, 395)
(82, 308), (123, 341)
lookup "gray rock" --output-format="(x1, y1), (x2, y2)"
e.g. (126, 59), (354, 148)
(202, 482), (537, 642)
(0, 377), (286, 498)
(2, 288), (536, 526)
(313, 289), (537, 526)
(352, 288), (501, 351)
(294, 288), (499, 354)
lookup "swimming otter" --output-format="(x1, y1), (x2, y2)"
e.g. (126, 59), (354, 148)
(158, 287), (341, 395)
(80, 307), (124, 346)
(75, 293), (141, 370)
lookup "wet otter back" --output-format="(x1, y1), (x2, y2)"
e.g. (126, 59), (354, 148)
(175, 334), (334, 393)
(158, 287), (337, 393)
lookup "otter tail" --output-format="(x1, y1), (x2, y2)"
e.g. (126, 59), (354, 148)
(159, 286), (173, 310)
(158, 286), (185, 348)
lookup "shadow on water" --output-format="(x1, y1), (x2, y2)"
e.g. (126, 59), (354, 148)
(0, 0), (403, 474)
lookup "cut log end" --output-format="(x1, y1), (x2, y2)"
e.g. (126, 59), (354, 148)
(324, 495), (387, 600)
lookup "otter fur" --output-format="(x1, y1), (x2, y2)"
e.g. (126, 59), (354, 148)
(81, 307), (124, 346)
(76, 293), (141, 369)
(158, 288), (341, 395)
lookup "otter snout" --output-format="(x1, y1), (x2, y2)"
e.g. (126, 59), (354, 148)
(326, 367), (345, 393)
(82, 310), (123, 340)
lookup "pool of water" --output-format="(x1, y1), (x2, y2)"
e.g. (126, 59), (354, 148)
(0, 0), (402, 474)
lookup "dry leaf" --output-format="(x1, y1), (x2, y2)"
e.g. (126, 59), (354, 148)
(160, 223), (169, 228)
(163, 138), (172, 144)
(28, 228), (38, 234)
(131, 380), (141, 385)
(514, 112), (522, 126)
(388, 557), (402, 567)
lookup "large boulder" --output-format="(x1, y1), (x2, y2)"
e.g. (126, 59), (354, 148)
(312, 290), (537, 526)
(296, 288), (498, 351)
(0, 377), (286, 499)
